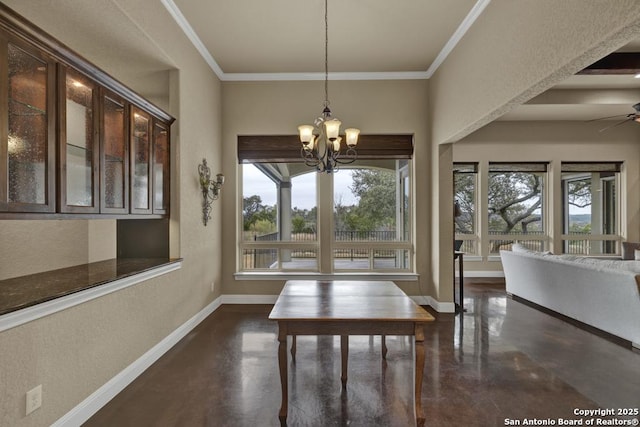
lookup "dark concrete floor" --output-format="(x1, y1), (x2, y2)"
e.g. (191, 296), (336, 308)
(85, 279), (640, 427)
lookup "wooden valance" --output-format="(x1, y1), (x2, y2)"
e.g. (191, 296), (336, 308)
(237, 134), (413, 163)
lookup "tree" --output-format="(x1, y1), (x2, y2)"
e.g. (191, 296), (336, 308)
(292, 215), (306, 233)
(454, 173), (475, 234)
(348, 169), (396, 231)
(487, 172), (542, 234)
(455, 170), (544, 252)
(566, 179), (591, 208)
(243, 195), (276, 231)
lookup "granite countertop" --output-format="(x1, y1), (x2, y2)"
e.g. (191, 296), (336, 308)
(0, 258), (181, 316)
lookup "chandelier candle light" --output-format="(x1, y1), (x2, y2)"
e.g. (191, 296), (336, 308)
(298, 0), (360, 173)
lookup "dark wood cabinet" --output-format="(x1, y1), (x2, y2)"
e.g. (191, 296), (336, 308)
(0, 34), (56, 213)
(130, 107), (152, 214)
(0, 4), (173, 219)
(100, 90), (129, 214)
(58, 65), (100, 213)
(152, 121), (170, 215)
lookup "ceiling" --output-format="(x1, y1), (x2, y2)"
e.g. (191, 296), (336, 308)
(169, 0), (483, 76)
(166, 0), (640, 124)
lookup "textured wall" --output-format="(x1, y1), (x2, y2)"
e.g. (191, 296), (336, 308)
(220, 79), (430, 297)
(0, 1), (223, 426)
(0, 220), (89, 280)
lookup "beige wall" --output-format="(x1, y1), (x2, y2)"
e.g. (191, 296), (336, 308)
(454, 121), (640, 272)
(220, 80), (431, 297)
(0, 2), (223, 426)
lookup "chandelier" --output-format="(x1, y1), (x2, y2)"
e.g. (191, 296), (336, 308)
(298, 0), (360, 173)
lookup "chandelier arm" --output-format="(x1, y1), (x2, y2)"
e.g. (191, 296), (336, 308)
(334, 157), (357, 165)
(301, 147), (320, 167)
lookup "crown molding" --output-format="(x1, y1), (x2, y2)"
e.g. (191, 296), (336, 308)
(222, 71), (430, 81)
(425, 0), (492, 78)
(159, 0), (225, 77)
(161, 0), (491, 82)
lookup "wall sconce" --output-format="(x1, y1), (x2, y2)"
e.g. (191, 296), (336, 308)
(198, 158), (224, 226)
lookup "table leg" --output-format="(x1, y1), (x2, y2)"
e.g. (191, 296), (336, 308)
(290, 335), (296, 363)
(414, 324), (425, 427)
(381, 334), (388, 359)
(340, 334), (349, 388)
(278, 324), (288, 424)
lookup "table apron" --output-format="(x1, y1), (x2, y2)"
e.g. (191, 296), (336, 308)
(280, 320), (423, 336)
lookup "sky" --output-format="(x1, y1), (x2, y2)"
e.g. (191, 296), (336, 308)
(242, 164), (357, 210)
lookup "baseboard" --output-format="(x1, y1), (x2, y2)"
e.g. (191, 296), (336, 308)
(52, 295), (223, 427)
(426, 296), (455, 313)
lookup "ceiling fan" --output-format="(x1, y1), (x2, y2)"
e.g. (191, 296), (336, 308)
(589, 102), (640, 132)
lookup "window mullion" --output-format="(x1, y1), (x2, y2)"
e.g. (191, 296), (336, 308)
(318, 172), (333, 273)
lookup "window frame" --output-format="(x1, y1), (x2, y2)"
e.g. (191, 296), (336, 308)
(486, 162), (549, 255)
(454, 162), (479, 255)
(238, 160), (414, 275)
(560, 162), (622, 256)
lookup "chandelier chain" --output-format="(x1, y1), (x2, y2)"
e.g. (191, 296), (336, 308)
(324, 0), (329, 107)
(297, 0), (359, 173)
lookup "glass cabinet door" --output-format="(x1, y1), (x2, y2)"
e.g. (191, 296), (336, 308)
(101, 91), (128, 213)
(152, 121), (169, 214)
(131, 107), (152, 214)
(1, 37), (55, 212)
(59, 67), (99, 213)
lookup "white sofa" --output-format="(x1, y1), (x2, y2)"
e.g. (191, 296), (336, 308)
(500, 247), (640, 349)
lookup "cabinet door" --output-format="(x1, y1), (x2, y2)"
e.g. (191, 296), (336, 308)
(0, 35), (56, 212)
(152, 121), (169, 215)
(59, 66), (99, 213)
(100, 90), (128, 213)
(130, 107), (152, 214)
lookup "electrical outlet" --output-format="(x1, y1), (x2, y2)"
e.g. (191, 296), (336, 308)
(210, 281), (215, 292)
(26, 385), (42, 415)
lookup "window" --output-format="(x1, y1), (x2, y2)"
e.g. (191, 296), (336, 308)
(454, 163), (478, 255)
(561, 162), (621, 255)
(241, 163), (318, 271)
(332, 162), (411, 271)
(488, 163), (547, 253)
(238, 135), (413, 274)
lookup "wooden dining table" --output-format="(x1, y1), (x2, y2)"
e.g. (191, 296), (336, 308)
(268, 280), (435, 426)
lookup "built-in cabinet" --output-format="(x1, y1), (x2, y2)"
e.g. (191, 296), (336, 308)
(101, 90), (129, 214)
(1, 33), (56, 213)
(0, 4), (173, 218)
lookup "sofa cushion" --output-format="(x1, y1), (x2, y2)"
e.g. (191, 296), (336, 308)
(511, 243), (531, 253)
(621, 242), (640, 260)
(511, 243), (552, 255)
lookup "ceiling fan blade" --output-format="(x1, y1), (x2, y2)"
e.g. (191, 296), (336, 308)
(598, 118), (632, 132)
(586, 113), (631, 122)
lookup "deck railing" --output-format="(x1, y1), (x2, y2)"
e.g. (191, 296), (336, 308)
(244, 230), (406, 269)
